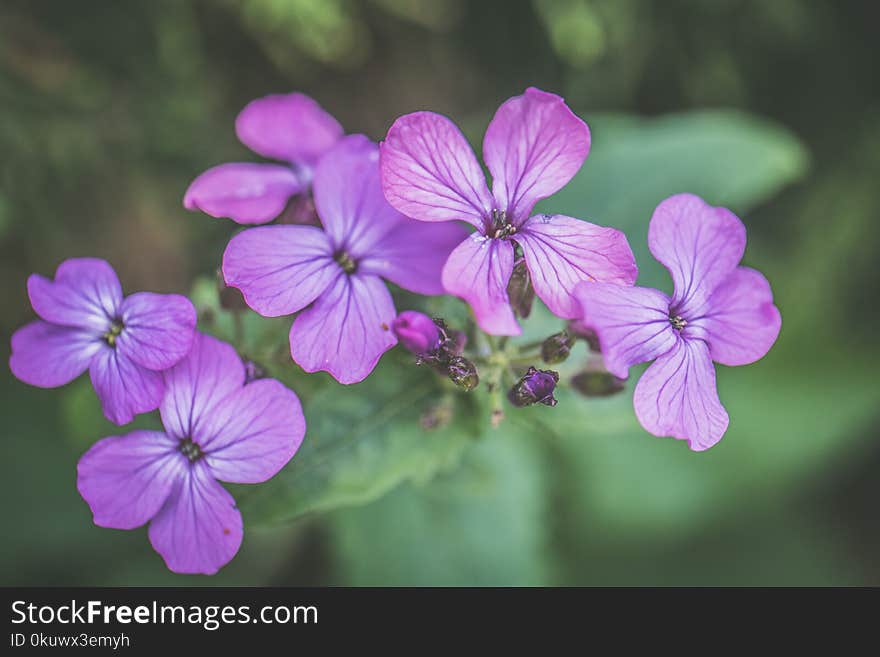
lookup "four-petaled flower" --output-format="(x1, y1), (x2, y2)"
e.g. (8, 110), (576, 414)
(77, 333), (306, 574)
(380, 87), (638, 335)
(574, 194), (782, 451)
(9, 258), (196, 425)
(184, 93), (344, 225)
(222, 134), (466, 383)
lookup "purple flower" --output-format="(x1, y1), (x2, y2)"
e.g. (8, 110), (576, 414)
(77, 333), (306, 575)
(9, 258), (196, 425)
(184, 93), (343, 225)
(222, 135), (466, 384)
(392, 311), (441, 355)
(574, 194), (782, 451)
(380, 87), (638, 336)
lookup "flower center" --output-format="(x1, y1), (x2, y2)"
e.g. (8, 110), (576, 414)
(334, 250), (357, 274)
(179, 437), (204, 463)
(488, 209), (517, 239)
(102, 319), (124, 347)
(669, 315), (688, 331)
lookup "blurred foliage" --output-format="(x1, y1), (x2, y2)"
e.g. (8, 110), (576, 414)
(238, 355), (483, 524)
(1, 0), (879, 585)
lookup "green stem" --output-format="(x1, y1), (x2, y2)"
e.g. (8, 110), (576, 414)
(486, 364), (505, 427)
(507, 356), (541, 368)
(515, 338), (545, 354)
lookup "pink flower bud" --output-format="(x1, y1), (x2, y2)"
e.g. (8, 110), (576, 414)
(392, 311), (441, 355)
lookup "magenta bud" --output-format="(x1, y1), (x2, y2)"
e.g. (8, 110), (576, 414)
(392, 311), (442, 355)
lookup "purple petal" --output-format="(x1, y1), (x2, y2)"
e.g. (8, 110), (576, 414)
(695, 267), (782, 366)
(235, 92), (343, 165)
(648, 194), (746, 315)
(90, 348), (165, 425)
(201, 379), (305, 484)
(573, 282), (678, 379)
(148, 461), (243, 575)
(222, 224), (336, 317)
(633, 338), (729, 451)
(183, 163), (303, 225)
(290, 273), (397, 384)
(117, 292), (197, 371)
(358, 219), (468, 295)
(160, 333), (245, 440)
(517, 213), (637, 319)
(312, 135), (409, 255)
(9, 320), (101, 388)
(380, 111), (494, 229)
(28, 258), (121, 331)
(77, 430), (184, 530)
(441, 233), (520, 336)
(484, 88), (590, 223)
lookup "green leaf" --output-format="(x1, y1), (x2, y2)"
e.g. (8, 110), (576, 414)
(538, 110), (809, 290)
(328, 420), (549, 585)
(239, 355), (481, 525)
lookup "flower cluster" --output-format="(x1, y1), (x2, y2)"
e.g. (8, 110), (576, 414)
(10, 259), (305, 574)
(9, 87), (781, 574)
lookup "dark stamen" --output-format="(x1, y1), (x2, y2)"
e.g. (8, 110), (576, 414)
(334, 250), (357, 274)
(669, 315), (688, 331)
(102, 319), (124, 347)
(179, 438), (204, 463)
(489, 209), (517, 239)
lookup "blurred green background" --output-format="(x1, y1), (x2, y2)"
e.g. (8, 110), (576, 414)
(2, 0), (879, 586)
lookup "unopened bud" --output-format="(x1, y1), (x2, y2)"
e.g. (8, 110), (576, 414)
(508, 367), (559, 407)
(392, 311), (442, 355)
(447, 356), (479, 391)
(507, 259), (535, 318)
(568, 319), (601, 352)
(571, 370), (625, 397)
(541, 331), (574, 364)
